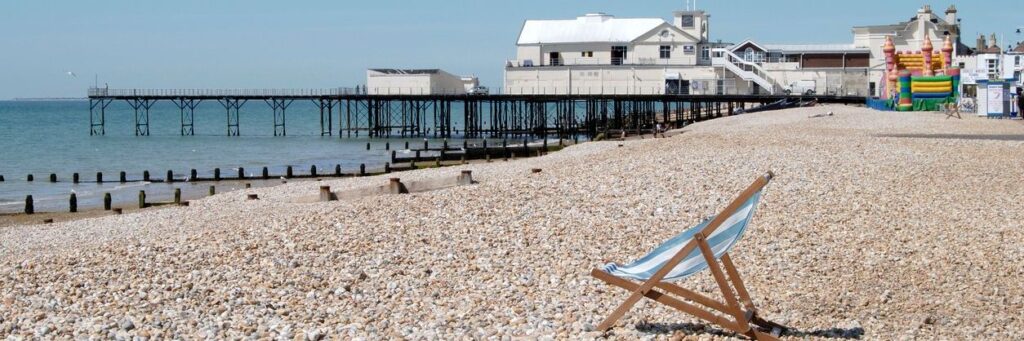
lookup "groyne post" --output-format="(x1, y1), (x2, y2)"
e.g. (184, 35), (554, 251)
(320, 186), (333, 202)
(214, 168), (221, 181)
(359, 164), (366, 176)
(103, 193), (112, 210)
(69, 193), (77, 213)
(143, 170), (150, 182)
(262, 167), (269, 179)
(238, 167), (245, 180)
(286, 166), (293, 178)
(73, 173), (80, 184)
(310, 165), (317, 177)
(209, 185), (216, 196)
(190, 169), (198, 181)
(388, 178), (407, 194)
(457, 170), (473, 186)
(24, 195), (34, 214)
(166, 170), (174, 183)
(49, 173), (57, 183)
(119, 171), (126, 183)
(138, 190), (146, 208)
(173, 188), (181, 204)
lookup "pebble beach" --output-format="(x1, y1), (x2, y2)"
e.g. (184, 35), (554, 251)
(2, 104), (1023, 339)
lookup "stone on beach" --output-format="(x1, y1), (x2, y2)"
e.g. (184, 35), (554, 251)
(1, 105), (1024, 339)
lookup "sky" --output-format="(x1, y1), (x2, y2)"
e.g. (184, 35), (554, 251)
(1, 0), (1022, 99)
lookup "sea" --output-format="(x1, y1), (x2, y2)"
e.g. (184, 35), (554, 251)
(0, 100), (473, 213)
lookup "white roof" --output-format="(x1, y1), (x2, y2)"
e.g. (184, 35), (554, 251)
(762, 44), (868, 53)
(517, 13), (665, 45)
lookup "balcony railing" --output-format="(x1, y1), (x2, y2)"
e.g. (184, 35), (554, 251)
(506, 57), (687, 68)
(88, 87), (361, 97)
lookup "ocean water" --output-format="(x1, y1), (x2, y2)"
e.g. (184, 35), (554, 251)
(0, 100), (471, 213)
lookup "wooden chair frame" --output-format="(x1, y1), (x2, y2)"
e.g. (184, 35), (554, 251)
(591, 172), (786, 340)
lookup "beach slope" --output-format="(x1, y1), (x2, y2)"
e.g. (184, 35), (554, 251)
(2, 105), (1023, 339)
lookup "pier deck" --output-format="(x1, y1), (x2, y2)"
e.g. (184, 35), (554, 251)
(86, 88), (866, 138)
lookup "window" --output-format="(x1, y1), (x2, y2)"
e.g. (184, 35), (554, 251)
(680, 15), (694, 28)
(611, 46), (628, 65)
(701, 46), (711, 60)
(987, 58), (1000, 80)
(683, 45), (695, 55)
(659, 45), (671, 59)
(582, 51), (594, 58)
(549, 52), (562, 66)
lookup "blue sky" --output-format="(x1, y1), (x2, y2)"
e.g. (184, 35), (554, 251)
(1, 1), (1021, 99)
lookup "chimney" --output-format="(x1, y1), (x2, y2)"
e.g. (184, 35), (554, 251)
(977, 34), (987, 51)
(990, 33), (999, 50)
(944, 5), (957, 24)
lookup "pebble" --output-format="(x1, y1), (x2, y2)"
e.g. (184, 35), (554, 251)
(1, 105), (1023, 339)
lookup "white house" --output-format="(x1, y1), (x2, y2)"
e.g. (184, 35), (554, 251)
(504, 11), (731, 95)
(504, 5), (968, 97)
(366, 69), (478, 95)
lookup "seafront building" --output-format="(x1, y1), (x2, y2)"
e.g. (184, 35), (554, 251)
(366, 69), (479, 95)
(503, 4), (973, 97)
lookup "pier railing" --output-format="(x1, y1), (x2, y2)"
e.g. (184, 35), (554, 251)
(87, 87), (361, 97)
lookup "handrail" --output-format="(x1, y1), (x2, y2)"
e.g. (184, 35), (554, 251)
(711, 49), (774, 80)
(711, 48), (780, 94)
(87, 88), (362, 97)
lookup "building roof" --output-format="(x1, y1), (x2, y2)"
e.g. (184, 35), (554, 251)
(1013, 42), (1024, 54)
(517, 13), (665, 45)
(729, 40), (869, 54)
(369, 69), (441, 75)
(763, 44), (869, 53)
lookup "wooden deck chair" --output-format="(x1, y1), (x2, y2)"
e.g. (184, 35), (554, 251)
(944, 102), (962, 119)
(591, 172), (786, 340)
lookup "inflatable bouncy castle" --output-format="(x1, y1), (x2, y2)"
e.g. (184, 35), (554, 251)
(882, 35), (960, 111)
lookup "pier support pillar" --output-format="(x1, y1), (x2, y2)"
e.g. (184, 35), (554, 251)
(126, 98), (157, 136)
(265, 98), (294, 136)
(89, 98), (113, 136)
(171, 98), (202, 136)
(217, 98), (248, 136)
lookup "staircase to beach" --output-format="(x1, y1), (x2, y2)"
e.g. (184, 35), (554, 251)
(711, 48), (781, 95)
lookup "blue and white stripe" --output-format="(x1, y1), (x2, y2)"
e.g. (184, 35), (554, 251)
(602, 191), (763, 282)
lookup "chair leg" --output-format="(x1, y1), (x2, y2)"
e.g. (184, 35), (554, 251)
(595, 291), (644, 331)
(720, 254), (789, 335)
(591, 269), (744, 332)
(743, 328), (781, 341)
(720, 254), (755, 311)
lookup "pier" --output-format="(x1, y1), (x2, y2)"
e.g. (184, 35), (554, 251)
(87, 88), (865, 138)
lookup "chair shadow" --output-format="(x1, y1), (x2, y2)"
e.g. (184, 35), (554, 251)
(634, 322), (864, 339)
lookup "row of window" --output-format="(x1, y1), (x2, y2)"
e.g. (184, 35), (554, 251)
(564, 45), (707, 61)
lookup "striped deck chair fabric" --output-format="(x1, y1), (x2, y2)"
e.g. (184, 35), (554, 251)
(602, 190), (762, 282)
(590, 172), (786, 340)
